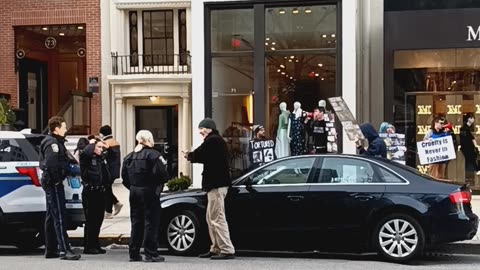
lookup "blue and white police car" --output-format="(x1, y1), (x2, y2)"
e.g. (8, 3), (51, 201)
(0, 131), (84, 250)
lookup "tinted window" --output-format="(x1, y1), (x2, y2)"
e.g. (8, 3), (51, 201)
(248, 158), (315, 185)
(319, 158), (378, 184)
(377, 167), (406, 183)
(0, 139), (39, 162)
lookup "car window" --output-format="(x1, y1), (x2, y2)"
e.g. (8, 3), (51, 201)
(319, 158), (378, 184)
(377, 167), (405, 183)
(0, 138), (39, 162)
(248, 158), (315, 185)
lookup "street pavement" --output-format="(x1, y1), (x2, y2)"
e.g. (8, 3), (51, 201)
(2, 248), (480, 270)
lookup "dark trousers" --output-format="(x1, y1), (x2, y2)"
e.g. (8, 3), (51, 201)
(105, 185), (119, 213)
(82, 189), (106, 249)
(43, 184), (71, 253)
(315, 146), (328, 154)
(129, 185), (162, 258)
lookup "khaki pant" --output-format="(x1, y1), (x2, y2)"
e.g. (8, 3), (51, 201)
(428, 163), (446, 179)
(206, 187), (235, 255)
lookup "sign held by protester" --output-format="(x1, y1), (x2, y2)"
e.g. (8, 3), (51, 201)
(380, 133), (407, 165)
(327, 97), (365, 141)
(249, 139), (275, 166)
(417, 136), (456, 165)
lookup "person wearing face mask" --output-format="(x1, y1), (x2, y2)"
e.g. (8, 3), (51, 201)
(80, 137), (110, 254)
(460, 113), (480, 182)
(122, 130), (170, 262)
(183, 118), (235, 260)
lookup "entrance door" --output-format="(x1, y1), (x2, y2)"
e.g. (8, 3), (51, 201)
(18, 59), (48, 133)
(135, 106), (178, 177)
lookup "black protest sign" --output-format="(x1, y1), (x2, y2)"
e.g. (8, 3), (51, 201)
(249, 139), (276, 166)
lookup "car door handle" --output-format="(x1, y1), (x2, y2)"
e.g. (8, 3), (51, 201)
(287, 195), (304, 202)
(354, 195), (374, 201)
(0, 166), (6, 169)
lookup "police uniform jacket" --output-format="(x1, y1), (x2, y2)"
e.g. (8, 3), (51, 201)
(121, 146), (169, 190)
(80, 144), (110, 191)
(40, 134), (70, 186)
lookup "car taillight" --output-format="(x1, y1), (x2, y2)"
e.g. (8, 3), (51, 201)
(16, 166), (41, 187)
(449, 191), (472, 204)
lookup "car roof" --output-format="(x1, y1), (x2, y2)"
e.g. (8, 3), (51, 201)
(0, 131), (27, 139)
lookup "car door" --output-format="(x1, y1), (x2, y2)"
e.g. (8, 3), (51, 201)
(226, 156), (317, 250)
(306, 156), (386, 249)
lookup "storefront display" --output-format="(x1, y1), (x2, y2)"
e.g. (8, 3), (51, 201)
(275, 102), (290, 158)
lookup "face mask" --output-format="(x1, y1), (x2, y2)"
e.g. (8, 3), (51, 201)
(468, 118), (475, 125)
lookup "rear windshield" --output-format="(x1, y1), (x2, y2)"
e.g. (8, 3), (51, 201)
(0, 138), (39, 162)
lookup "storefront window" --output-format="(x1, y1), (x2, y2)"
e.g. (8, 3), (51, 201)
(212, 56), (254, 177)
(393, 48), (480, 186)
(211, 9), (254, 52)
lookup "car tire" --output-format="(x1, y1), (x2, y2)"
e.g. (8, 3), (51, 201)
(15, 231), (44, 251)
(166, 210), (202, 256)
(373, 213), (425, 263)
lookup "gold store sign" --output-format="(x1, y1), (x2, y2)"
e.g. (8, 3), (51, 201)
(447, 105), (462, 114)
(417, 105), (432, 115)
(417, 125), (430, 135)
(417, 165), (429, 174)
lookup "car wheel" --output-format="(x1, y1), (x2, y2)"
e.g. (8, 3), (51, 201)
(374, 213), (425, 263)
(166, 210), (201, 256)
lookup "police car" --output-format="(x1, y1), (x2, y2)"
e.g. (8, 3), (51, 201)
(0, 131), (85, 250)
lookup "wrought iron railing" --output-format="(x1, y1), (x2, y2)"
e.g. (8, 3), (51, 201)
(111, 52), (191, 75)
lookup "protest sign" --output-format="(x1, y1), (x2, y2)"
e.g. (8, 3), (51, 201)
(380, 133), (407, 165)
(327, 97), (364, 141)
(249, 139), (276, 167)
(417, 136), (456, 165)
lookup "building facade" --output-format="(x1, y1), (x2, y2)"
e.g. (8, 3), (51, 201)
(0, 0), (102, 134)
(101, 0), (192, 179)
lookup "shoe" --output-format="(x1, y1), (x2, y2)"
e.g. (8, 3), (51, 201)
(113, 202), (124, 216)
(211, 253), (235, 260)
(199, 251), (216, 258)
(144, 255), (165, 262)
(105, 212), (114, 219)
(45, 251), (59, 259)
(59, 251), (81, 260)
(97, 248), (107, 254)
(129, 255), (143, 262)
(83, 248), (100, 254)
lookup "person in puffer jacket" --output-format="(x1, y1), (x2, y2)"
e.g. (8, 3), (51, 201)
(356, 123), (387, 158)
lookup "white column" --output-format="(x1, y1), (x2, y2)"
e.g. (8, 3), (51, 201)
(101, 0), (111, 125)
(342, 0), (359, 154)
(115, 97), (126, 157)
(180, 96), (191, 178)
(190, 0), (206, 188)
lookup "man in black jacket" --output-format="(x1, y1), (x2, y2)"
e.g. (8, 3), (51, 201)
(80, 138), (110, 254)
(184, 118), (235, 260)
(122, 130), (169, 263)
(40, 116), (81, 260)
(305, 107), (328, 154)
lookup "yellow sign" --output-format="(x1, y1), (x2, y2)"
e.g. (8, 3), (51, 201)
(417, 165), (429, 174)
(476, 105), (480, 114)
(447, 105), (462, 115)
(417, 125), (430, 135)
(476, 125), (480, 135)
(417, 105), (432, 115)
(452, 125), (461, 134)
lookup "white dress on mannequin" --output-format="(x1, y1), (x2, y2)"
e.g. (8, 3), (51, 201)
(275, 102), (290, 158)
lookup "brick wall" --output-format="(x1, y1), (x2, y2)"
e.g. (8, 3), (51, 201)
(0, 0), (101, 133)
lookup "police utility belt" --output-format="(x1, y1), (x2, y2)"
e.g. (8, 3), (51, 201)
(83, 184), (108, 192)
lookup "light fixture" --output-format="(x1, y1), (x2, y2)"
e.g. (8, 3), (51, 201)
(279, 9), (286, 14)
(149, 96), (158, 102)
(59, 33), (65, 36)
(321, 78), (325, 81)
(266, 37), (270, 41)
(285, 74), (289, 77)
(42, 27), (48, 31)
(305, 7), (312, 14)
(277, 69), (281, 72)
(280, 64), (285, 68)
(271, 42), (276, 45)
(290, 55), (295, 59)
(78, 26), (84, 30)
(271, 47), (276, 51)
(295, 59), (299, 62)
(318, 63), (323, 67)
(315, 73), (319, 77)
(284, 56), (288, 59)
(322, 34), (327, 38)
(288, 59), (292, 62)
(281, 72), (286, 75)
(265, 42), (269, 46)
(331, 34), (336, 38)
(290, 76), (293, 79)
(292, 8), (299, 14)
(328, 41), (332, 44)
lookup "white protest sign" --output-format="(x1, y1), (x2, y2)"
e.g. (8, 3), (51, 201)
(417, 136), (456, 165)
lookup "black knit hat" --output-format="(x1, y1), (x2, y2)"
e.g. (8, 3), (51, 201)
(99, 125), (112, 137)
(198, 118), (216, 130)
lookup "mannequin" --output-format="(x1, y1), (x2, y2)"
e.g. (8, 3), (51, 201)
(287, 102), (306, 156)
(275, 102), (291, 158)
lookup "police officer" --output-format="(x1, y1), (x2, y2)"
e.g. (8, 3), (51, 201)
(80, 137), (110, 254)
(40, 116), (81, 260)
(122, 130), (169, 262)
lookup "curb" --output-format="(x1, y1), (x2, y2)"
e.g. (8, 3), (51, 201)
(440, 242), (480, 255)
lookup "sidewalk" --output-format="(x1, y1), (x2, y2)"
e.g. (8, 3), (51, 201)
(68, 184), (480, 249)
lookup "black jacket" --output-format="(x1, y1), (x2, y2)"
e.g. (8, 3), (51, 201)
(358, 123), (387, 158)
(121, 146), (170, 190)
(188, 131), (231, 191)
(40, 134), (71, 186)
(80, 144), (110, 189)
(460, 123), (477, 160)
(306, 119), (328, 149)
(106, 145), (121, 181)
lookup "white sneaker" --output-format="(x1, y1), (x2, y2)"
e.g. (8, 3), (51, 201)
(104, 212), (114, 219)
(113, 202), (123, 216)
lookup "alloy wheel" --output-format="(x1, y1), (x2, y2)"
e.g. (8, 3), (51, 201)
(167, 214), (196, 252)
(378, 218), (418, 258)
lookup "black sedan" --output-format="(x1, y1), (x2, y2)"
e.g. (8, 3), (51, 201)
(158, 155), (478, 262)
